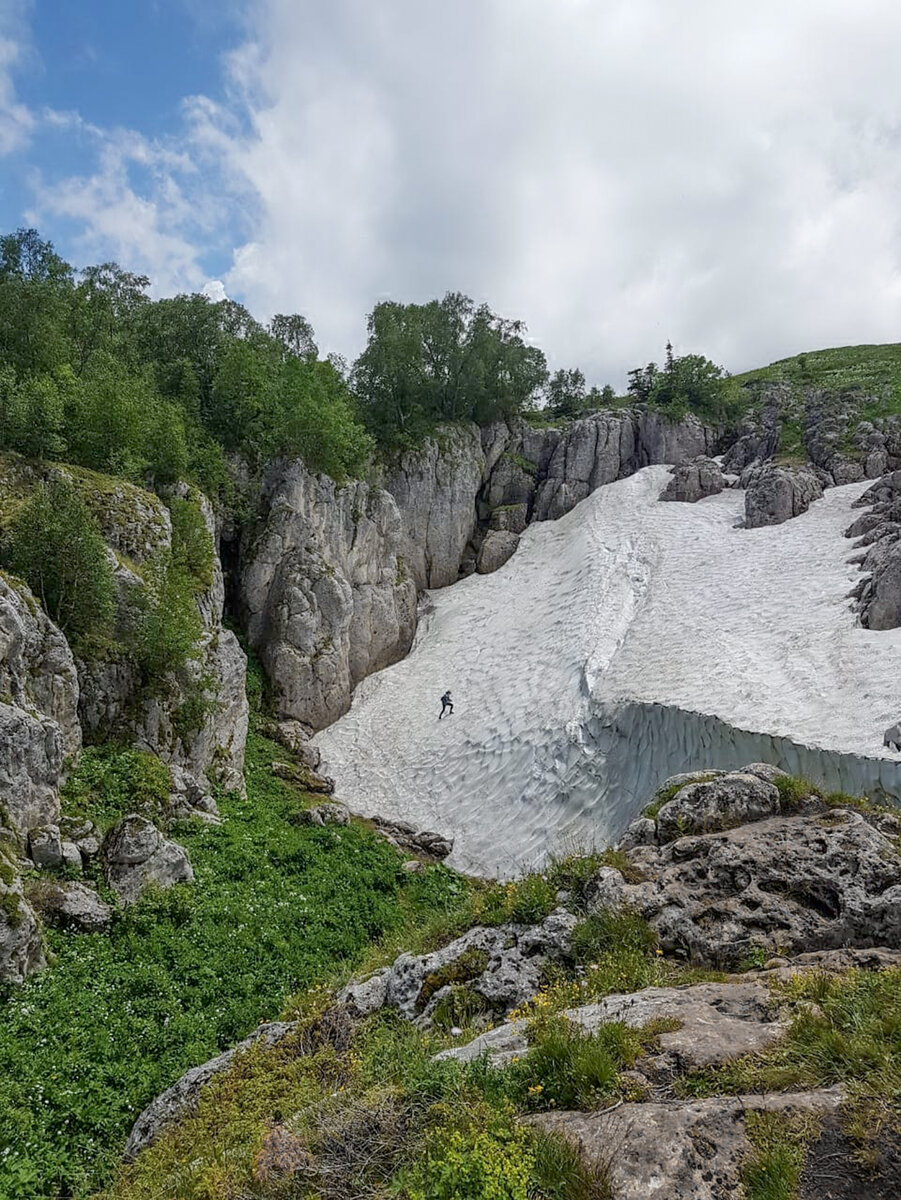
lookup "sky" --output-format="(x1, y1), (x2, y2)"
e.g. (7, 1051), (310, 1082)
(3, 0), (901, 387)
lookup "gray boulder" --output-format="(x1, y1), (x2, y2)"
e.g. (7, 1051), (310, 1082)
(370, 815), (453, 860)
(531, 1089), (842, 1200)
(589, 808), (901, 967)
(125, 1022), (296, 1159)
(744, 463), (824, 527)
(294, 803), (350, 827)
(103, 815), (194, 905)
(654, 772), (781, 844)
(885, 723), (901, 752)
(28, 824), (63, 869)
(28, 879), (112, 932)
(339, 908), (578, 1026)
(659, 456), (725, 503)
(477, 530), (520, 574)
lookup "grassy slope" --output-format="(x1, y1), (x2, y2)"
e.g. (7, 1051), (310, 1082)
(732, 342), (901, 412)
(0, 733), (475, 1199)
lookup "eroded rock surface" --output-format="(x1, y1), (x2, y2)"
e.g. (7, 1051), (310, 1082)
(125, 1022), (296, 1159)
(847, 470), (901, 630)
(743, 463), (824, 527)
(531, 1089), (843, 1200)
(339, 908), (577, 1026)
(241, 460), (417, 730)
(595, 806), (901, 967)
(28, 879), (112, 932)
(0, 573), (80, 839)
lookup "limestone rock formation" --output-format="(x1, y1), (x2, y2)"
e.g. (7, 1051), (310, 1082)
(125, 1022), (296, 1159)
(0, 573), (80, 840)
(339, 907), (577, 1026)
(594, 805), (901, 967)
(28, 879), (113, 932)
(77, 486), (248, 797)
(438, 979), (788, 1073)
(241, 460), (417, 730)
(293, 803), (350, 827)
(847, 470), (901, 630)
(654, 771), (782, 843)
(369, 815), (453, 860)
(743, 463), (824, 527)
(0, 847), (44, 984)
(102, 815), (194, 905)
(532, 1089), (843, 1200)
(659, 455), (725, 503)
(379, 424), (486, 589)
(476, 529), (520, 574)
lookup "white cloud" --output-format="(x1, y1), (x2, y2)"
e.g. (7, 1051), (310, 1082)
(0, 1), (34, 156)
(20, 0), (901, 384)
(209, 0), (901, 384)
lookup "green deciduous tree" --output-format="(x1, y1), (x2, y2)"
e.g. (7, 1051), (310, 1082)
(2, 477), (115, 638)
(353, 293), (548, 447)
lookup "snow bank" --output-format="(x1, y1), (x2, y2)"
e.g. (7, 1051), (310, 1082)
(314, 468), (901, 875)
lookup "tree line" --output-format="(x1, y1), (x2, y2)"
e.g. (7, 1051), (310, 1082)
(0, 228), (740, 499)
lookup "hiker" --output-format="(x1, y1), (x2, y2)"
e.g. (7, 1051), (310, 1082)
(439, 690), (454, 720)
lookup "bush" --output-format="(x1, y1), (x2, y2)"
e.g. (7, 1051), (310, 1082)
(133, 552), (203, 685)
(1, 476), (114, 639)
(167, 494), (214, 590)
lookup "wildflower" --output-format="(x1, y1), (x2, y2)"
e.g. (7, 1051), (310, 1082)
(528, 1084), (544, 1094)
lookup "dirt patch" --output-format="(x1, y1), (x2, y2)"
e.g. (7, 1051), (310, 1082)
(798, 1114), (901, 1200)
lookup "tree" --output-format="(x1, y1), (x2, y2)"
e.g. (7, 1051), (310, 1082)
(2, 478), (114, 639)
(627, 344), (739, 421)
(353, 292), (548, 447)
(0, 229), (74, 376)
(269, 313), (318, 361)
(546, 368), (586, 419)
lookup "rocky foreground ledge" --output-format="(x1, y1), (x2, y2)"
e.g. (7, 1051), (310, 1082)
(120, 763), (901, 1198)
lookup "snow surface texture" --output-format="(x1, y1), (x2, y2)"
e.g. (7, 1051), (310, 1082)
(315, 467), (901, 876)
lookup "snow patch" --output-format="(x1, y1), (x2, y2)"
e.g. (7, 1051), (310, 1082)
(315, 467), (901, 876)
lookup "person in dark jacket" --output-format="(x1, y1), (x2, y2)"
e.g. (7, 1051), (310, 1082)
(439, 690), (454, 719)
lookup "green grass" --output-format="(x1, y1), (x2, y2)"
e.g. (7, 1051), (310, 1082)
(0, 731), (479, 1199)
(742, 1111), (817, 1200)
(733, 342), (901, 415)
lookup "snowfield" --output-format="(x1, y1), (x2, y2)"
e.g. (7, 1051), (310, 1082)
(314, 467), (901, 875)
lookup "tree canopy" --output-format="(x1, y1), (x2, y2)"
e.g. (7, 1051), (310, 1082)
(352, 292), (549, 447)
(627, 341), (740, 422)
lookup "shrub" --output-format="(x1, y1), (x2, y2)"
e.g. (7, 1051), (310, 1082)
(509, 1015), (635, 1112)
(167, 494), (214, 590)
(133, 552), (203, 685)
(1, 476), (114, 639)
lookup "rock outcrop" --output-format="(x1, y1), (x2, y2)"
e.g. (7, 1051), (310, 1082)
(102, 815), (194, 905)
(0, 573), (80, 841)
(77, 486), (248, 798)
(596, 773), (901, 967)
(659, 455), (725, 503)
(28, 879), (113, 932)
(743, 462), (824, 527)
(339, 908), (577, 1026)
(476, 529), (520, 574)
(0, 846), (44, 985)
(241, 460), (417, 730)
(379, 425), (486, 589)
(532, 1089), (844, 1200)
(846, 470), (901, 630)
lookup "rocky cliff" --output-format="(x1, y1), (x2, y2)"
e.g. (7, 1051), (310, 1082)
(242, 408), (719, 731)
